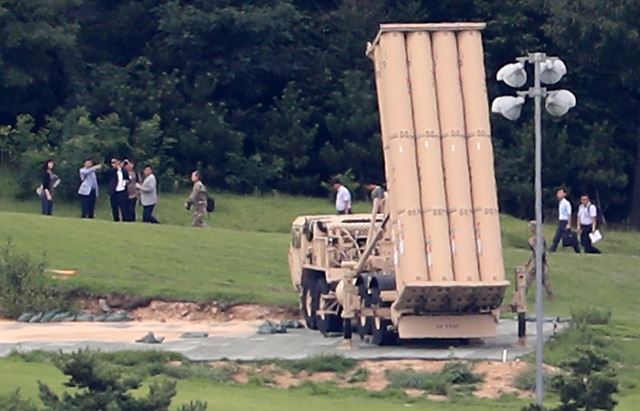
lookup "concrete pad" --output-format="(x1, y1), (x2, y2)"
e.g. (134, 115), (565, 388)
(0, 319), (563, 361)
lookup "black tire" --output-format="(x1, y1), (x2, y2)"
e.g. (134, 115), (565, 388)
(357, 285), (372, 340)
(315, 278), (343, 336)
(301, 278), (318, 330)
(370, 286), (397, 346)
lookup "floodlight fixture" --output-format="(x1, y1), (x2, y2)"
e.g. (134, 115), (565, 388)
(539, 58), (567, 85)
(496, 62), (527, 88)
(545, 89), (576, 117)
(491, 96), (525, 121)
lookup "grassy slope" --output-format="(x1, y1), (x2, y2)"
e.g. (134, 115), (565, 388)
(1, 190), (639, 408)
(0, 213), (295, 305)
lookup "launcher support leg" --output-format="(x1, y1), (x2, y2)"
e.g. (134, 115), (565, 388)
(339, 269), (358, 350)
(514, 266), (528, 344)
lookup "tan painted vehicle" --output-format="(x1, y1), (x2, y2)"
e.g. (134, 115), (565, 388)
(289, 23), (526, 345)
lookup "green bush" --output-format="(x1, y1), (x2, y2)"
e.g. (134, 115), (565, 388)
(386, 362), (483, 396)
(386, 369), (431, 390)
(177, 400), (208, 411)
(440, 362), (483, 385)
(347, 367), (370, 383)
(274, 354), (356, 374)
(0, 243), (71, 318)
(551, 345), (618, 411)
(0, 390), (40, 411)
(571, 306), (613, 329)
(514, 366), (553, 392)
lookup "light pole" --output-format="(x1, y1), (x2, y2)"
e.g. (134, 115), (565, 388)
(492, 52), (576, 406)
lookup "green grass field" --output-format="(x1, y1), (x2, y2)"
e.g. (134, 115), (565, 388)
(1, 188), (639, 409)
(0, 354), (527, 410)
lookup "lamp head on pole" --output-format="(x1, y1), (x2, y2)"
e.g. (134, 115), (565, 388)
(545, 89), (576, 117)
(491, 96), (526, 121)
(496, 62), (527, 88)
(539, 58), (567, 85)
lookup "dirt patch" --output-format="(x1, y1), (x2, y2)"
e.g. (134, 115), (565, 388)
(132, 301), (296, 323)
(472, 360), (529, 399)
(357, 359), (445, 392)
(209, 359), (534, 400)
(74, 296), (299, 323)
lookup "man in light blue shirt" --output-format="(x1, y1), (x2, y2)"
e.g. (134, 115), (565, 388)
(78, 157), (102, 218)
(550, 188), (579, 253)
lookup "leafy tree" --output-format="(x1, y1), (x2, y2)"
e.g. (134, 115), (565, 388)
(0, 0), (80, 124)
(544, 0), (640, 225)
(551, 345), (618, 411)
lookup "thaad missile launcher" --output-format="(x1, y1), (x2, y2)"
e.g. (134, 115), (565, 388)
(289, 23), (526, 345)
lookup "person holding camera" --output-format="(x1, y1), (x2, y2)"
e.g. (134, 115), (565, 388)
(106, 157), (129, 222)
(78, 157), (101, 218)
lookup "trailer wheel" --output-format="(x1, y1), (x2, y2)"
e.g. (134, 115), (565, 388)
(301, 278), (318, 330)
(370, 286), (397, 346)
(357, 285), (372, 340)
(315, 278), (343, 336)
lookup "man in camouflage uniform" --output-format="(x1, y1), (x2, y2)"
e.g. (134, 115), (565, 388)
(525, 221), (553, 298)
(185, 171), (208, 227)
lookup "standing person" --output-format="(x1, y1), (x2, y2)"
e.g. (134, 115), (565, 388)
(332, 178), (352, 215)
(137, 165), (159, 224)
(549, 187), (579, 253)
(40, 159), (59, 216)
(78, 157), (101, 219)
(525, 221), (553, 298)
(124, 159), (139, 222)
(577, 194), (601, 254)
(184, 171), (208, 228)
(106, 157), (129, 222)
(364, 183), (385, 203)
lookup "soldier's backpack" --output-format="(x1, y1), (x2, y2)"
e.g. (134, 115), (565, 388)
(206, 195), (215, 213)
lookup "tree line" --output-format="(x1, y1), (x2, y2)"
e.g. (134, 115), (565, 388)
(0, 0), (638, 226)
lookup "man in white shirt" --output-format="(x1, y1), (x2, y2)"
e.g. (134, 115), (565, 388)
(107, 157), (129, 222)
(332, 179), (352, 215)
(550, 188), (579, 253)
(577, 194), (601, 254)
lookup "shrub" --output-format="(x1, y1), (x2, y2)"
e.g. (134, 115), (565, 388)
(571, 306), (613, 328)
(387, 369), (432, 390)
(348, 367), (370, 383)
(177, 400), (208, 411)
(514, 366), (553, 392)
(386, 362), (483, 396)
(0, 390), (40, 411)
(551, 345), (618, 411)
(0, 242), (71, 318)
(275, 354), (356, 374)
(441, 362), (482, 385)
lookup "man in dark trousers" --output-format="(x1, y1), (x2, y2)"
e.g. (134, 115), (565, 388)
(549, 187), (580, 253)
(106, 157), (129, 222)
(577, 194), (601, 254)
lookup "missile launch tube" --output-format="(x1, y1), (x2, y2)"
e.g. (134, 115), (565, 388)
(431, 31), (480, 282)
(405, 32), (454, 282)
(376, 32), (429, 288)
(457, 30), (505, 281)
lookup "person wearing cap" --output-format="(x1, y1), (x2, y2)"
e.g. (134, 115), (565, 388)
(525, 221), (553, 298)
(185, 170), (208, 227)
